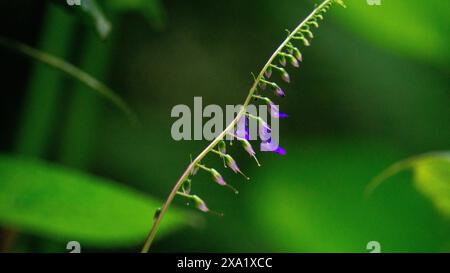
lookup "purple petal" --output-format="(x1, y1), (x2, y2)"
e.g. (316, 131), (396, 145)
(274, 146), (287, 155)
(198, 202), (209, 212)
(276, 111), (289, 118)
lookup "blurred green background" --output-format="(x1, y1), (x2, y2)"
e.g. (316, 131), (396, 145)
(0, 0), (449, 252)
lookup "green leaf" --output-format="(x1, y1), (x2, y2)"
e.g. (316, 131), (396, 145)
(0, 36), (138, 125)
(0, 155), (189, 247)
(368, 152), (450, 218)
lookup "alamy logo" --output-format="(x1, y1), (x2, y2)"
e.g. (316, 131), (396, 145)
(367, 0), (381, 5)
(171, 97), (281, 152)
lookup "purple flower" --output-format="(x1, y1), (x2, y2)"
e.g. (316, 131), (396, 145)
(261, 136), (287, 156)
(269, 102), (288, 119)
(273, 146), (287, 155)
(235, 116), (250, 140)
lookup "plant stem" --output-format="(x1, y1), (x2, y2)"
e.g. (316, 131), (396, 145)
(140, 0), (335, 253)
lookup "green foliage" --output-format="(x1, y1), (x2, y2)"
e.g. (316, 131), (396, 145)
(249, 141), (449, 252)
(368, 152), (450, 218)
(0, 36), (138, 125)
(0, 155), (189, 247)
(334, 0), (449, 65)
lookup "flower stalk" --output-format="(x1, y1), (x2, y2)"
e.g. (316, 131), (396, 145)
(141, 0), (345, 253)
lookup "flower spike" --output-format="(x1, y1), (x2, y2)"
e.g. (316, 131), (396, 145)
(141, 0), (346, 253)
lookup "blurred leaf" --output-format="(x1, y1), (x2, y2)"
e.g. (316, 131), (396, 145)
(368, 152), (450, 218)
(0, 155), (189, 247)
(108, 0), (166, 28)
(334, 0), (449, 65)
(0, 36), (138, 125)
(249, 141), (449, 252)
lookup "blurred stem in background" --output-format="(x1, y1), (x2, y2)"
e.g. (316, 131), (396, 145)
(15, 5), (76, 157)
(59, 16), (116, 168)
(6, 3), (117, 251)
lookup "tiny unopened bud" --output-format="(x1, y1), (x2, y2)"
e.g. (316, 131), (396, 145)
(192, 195), (209, 213)
(224, 154), (249, 180)
(279, 55), (287, 66)
(259, 81), (267, 90)
(293, 48), (303, 61)
(302, 37), (310, 46)
(282, 71), (291, 83)
(265, 66), (272, 78)
(241, 139), (261, 167)
(289, 56), (299, 68)
(275, 87), (285, 97)
(218, 140), (226, 154)
(210, 168), (226, 186)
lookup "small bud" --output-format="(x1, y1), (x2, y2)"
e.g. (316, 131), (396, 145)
(224, 154), (249, 180)
(218, 140), (226, 154)
(210, 168), (239, 193)
(279, 55), (287, 66)
(302, 37), (310, 46)
(259, 81), (267, 90)
(240, 139), (261, 167)
(275, 87), (285, 97)
(282, 71), (291, 83)
(210, 168), (226, 186)
(293, 48), (303, 61)
(265, 66), (272, 78)
(302, 29), (314, 39)
(192, 195), (209, 213)
(289, 56), (299, 68)
(308, 20), (319, 28)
